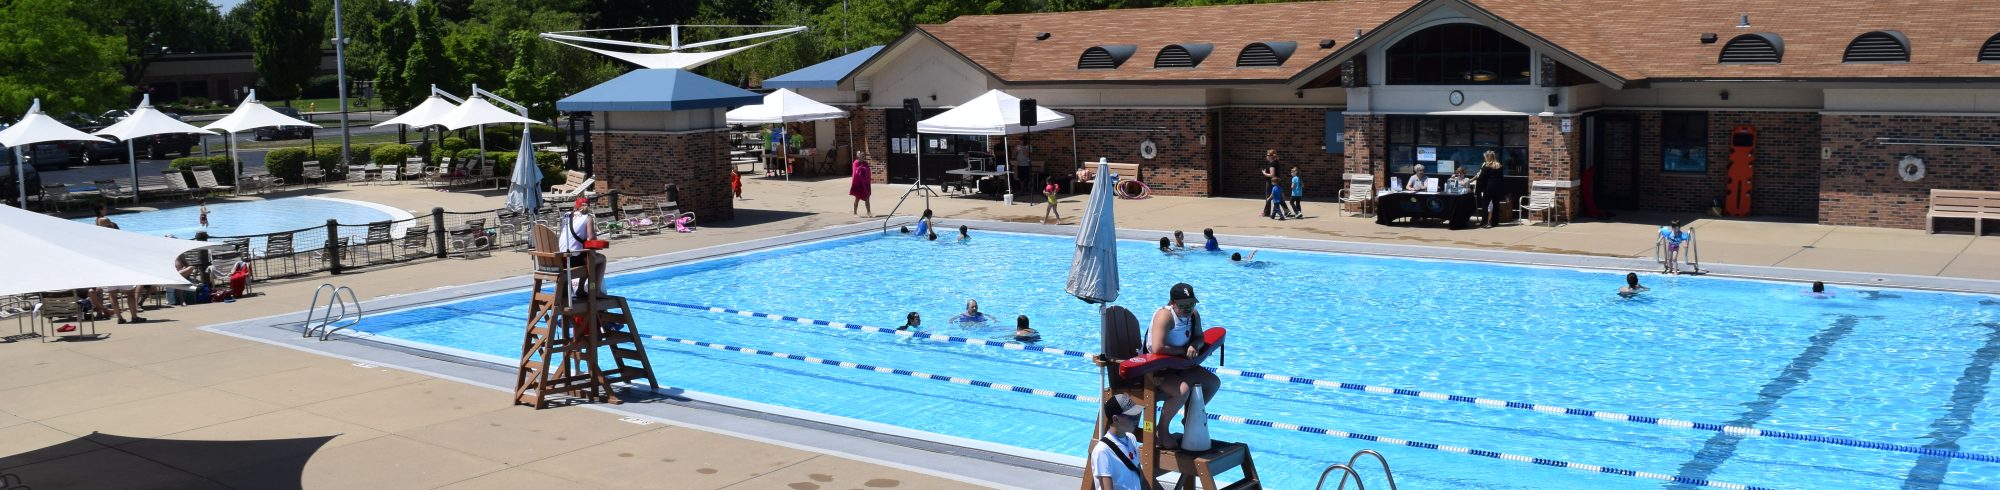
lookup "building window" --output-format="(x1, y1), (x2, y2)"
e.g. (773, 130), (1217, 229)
(1661, 112), (1708, 173)
(1385, 116), (1527, 179)
(1385, 24), (1532, 85)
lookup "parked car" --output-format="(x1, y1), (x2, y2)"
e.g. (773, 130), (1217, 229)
(0, 117), (82, 170)
(254, 107), (315, 140)
(50, 111), (123, 166)
(0, 152), (42, 207)
(94, 109), (200, 159)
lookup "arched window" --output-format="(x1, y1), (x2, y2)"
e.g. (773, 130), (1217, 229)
(1981, 33), (2000, 62)
(1719, 33), (1783, 64)
(1236, 42), (1297, 67)
(1153, 43), (1212, 68)
(1385, 24), (1531, 85)
(1078, 45), (1136, 70)
(1843, 31), (1908, 63)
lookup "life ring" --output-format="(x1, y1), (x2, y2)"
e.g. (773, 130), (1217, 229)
(1118, 328), (1227, 378)
(1898, 156), (1925, 182)
(1116, 179), (1151, 199)
(1139, 139), (1159, 160)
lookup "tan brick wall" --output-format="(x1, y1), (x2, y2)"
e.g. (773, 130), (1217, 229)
(1529, 115), (1583, 218)
(1592, 111), (1819, 219)
(1023, 108), (1216, 197)
(1821, 114), (2000, 229)
(1218, 107), (1344, 199)
(597, 130), (735, 222)
(1341, 113), (1386, 212)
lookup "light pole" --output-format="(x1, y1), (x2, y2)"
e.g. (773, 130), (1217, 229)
(333, 0), (351, 168)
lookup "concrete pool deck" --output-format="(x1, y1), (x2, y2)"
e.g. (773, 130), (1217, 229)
(3, 174), (1996, 489)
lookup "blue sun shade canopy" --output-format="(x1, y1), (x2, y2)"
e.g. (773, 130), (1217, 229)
(558, 69), (762, 112)
(763, 46), (884, 89)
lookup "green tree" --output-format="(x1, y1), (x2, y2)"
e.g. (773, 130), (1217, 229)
(0, 0), (129, 116)
(212, 2), (258, 52)
(84, 0), (217, 84)
(250, 0), (326, 103)
(371, 7), (417, 110)
(499, 32), (561, 120)
(403, 0), (457, 96)
(443, 24), (505, 92)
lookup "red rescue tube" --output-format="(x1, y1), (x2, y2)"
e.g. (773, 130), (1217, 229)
(1118, 328), (1227, 379)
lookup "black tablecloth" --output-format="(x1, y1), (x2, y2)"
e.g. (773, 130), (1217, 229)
(1375, 192), (1479, 229)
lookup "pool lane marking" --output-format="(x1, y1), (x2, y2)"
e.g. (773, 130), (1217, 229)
(1904, 322), (2000, 489)
(631, 300), (2000, 465)
(648, 333), (1775, 490)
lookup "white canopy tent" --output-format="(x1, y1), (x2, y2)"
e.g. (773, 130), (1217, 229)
(726, 89), (848, 181)
(93, 94), (217, 204)
(433, 85), (538, 182)
(0, 100), (111, 208)
(917, 90), (1075, 201)
(202, 90), (316, 195)
(0, 202), (211, 297)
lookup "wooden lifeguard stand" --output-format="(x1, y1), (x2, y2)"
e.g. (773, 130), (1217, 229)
(1082, 306), (1260, 490)
(515, 224), (659, 409)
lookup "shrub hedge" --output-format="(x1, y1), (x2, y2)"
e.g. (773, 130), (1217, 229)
(372, 144), (415, 168)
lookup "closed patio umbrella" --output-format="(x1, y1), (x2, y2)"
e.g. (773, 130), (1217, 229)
(1, 99), (111, 208)
(93, 95), (217, 204)
(1065, 158), (1119, 305)
(505, 125), (541, 214)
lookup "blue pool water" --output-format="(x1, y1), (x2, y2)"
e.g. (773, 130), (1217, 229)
(81, 196), (400, 241)
(359, 231), (2000, 489)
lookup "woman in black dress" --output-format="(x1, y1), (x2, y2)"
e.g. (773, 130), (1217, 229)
(1473, 151), (1507, 228)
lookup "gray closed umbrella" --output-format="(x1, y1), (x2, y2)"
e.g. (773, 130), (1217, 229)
(505, 126), (541, 214)
(1065, 159), (1119, 304)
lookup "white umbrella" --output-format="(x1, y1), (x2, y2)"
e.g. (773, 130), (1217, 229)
(371, 94), (459, 129)
(202, 90), (316, 195)
(0, 203), (210, 297)
(1065, 158), (1119, 305)
(726, 89), (847, 181)
(1, 99), (111, 208)
(505, 125), (541, 214)
(434, 94), (539, 173)
(919, 90), (1074, 200)
(93, 95), (217, 204)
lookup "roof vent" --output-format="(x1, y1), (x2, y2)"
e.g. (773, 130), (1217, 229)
(1035, 32), (1050, 41)
(1719, 33), (1783, 64)
(1154, 44), (1213, 68)
(1078, 44), (1137, 70)
(1237, 41), (1297, 67)
(1843, 31), (1909, 63)
(1981, 33), (2000, 62)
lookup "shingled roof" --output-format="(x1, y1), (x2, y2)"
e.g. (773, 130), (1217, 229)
(892, 0), (2000, 87)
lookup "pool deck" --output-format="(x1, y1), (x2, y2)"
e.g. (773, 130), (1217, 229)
(4, 174), (1996, 489)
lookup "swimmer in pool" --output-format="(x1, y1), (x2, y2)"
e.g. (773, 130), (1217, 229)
(1014, 315), (1040, 342)
(1618, 272), (1649, 298)
(898, 311), (921, 331)
(1806, 281), (1834, 299)
(1202, 228), (1220, 251)
(951, 299), (995, 324)
(1159, 237), (1175, 254)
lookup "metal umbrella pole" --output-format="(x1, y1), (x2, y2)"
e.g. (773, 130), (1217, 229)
(13, 147), (24, 209)
(127, 140), (138, 204)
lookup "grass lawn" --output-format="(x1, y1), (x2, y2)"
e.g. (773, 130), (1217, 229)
(229, 132), (404, 150)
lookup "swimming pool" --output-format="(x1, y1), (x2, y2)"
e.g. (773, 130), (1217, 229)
(81, 196), (408, 242)
(355, 230), (2000, 489)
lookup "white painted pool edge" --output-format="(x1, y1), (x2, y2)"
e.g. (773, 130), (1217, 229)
(296, 195), (418, 237)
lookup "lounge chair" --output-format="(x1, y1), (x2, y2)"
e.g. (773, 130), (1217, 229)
(34, 290), (97, 341)
(222, 238), (252, 257)
(311, 236), (350, 268)
(449, 218), (490, 258)
(39, 184), (75, 212)
(399, 224), (431, 259)
(359, 222), (393, 263)
(347, 165), (370, 186)
(241, 174), (283, 194)
(374, 162), (402, 185)
(302, 161), (325, 187)
(206, 249), (251, 298)
(2, 294), (38, 339)
(545, 170), (595, 202)
(158, 170), (197, 200)
(93, 179), (136, 205)
(190, 166), (230, 194)
(261, 231), (298, 277)
(621, 204), (660, 235)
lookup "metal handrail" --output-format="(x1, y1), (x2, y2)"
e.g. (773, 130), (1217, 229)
(303, 284), (339, 338)
(1339, 449), (1397, 490)
(318, 286), (362, 340)
(1314, 464), (1365, 490)
(303, 284), (362, 340)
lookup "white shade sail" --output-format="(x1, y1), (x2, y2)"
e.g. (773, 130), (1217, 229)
(725, 89), (847, 125)
(434, 96), (537, 130)
(0, 203), (210, 297)
(93, 95), (215, 141)
(202, 90), (315, 133)
(372, 95), (460, 129)
(0, 99), (110, 147)
(917, 89), (1073, 136)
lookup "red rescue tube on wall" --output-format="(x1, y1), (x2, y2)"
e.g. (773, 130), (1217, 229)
(1724, 126), (1756, 217)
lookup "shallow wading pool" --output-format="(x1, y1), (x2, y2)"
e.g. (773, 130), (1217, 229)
(352, 230), (2000, 489)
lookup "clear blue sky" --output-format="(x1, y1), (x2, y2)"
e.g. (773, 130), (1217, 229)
(212, 0), (244, 11)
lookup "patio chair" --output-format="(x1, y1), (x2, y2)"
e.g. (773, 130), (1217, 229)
(1518, 187), (1559, 226)
(158, 170), (197, 200)
(206, 249), (251, 298)
(475, 161), (498, 190)
(261, 231), (298, 277)
(496, 211), (531, 249)
(93, 179), (136, 205)
(399, 224), (431, 259)
(374, 163), (401, 185)
(39, 184), (75, 212)
(190, 166), (230, 194)
(242, 174), (284, 194)
(1337, 181), (1375, 217)
(546, 170), (595, 201)
(1, 294), (36, 339)
(302, 161), (325, 187)
(449, 218), (490, 258)
(621, 204), (661, 235)
(34, 290), (97, 342)
(348, 165), (370, 186)
(359, 222), (393, 263)
(222, 237), (252, 257)
(311, 236), (350, 268)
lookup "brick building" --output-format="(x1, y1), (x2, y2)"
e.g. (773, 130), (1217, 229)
(792, 0), (2000, 230)
(557, 69), (764, 222)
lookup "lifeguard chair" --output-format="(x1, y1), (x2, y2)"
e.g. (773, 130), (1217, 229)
(514, 223), (659, 409)
(1083, 306), (1260, 490)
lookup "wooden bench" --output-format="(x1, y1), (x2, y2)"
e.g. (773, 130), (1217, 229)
(1077, 162), (1141, 186)
(1928, 189), (2000, 235)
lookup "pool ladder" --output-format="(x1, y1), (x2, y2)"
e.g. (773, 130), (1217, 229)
(1653, 228), (1705, 274)
(1314, 450), (1398, 490)
(303, 284), (361, 340)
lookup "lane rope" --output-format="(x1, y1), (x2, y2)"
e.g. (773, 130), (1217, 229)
(629, 299), (2000, 465)
(648, 333), (1775, 490)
